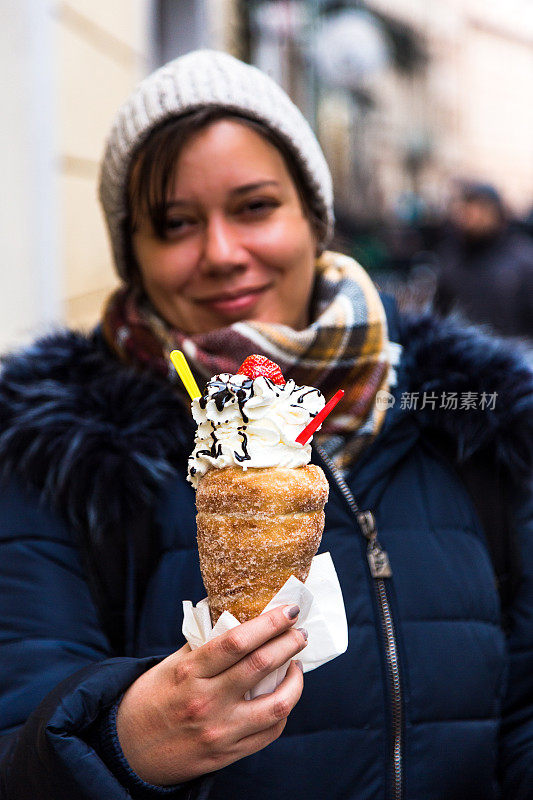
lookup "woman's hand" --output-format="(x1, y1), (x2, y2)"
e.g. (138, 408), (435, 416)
(116, 604), (307, 785)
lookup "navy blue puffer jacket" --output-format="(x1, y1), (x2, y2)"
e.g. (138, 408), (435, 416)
(0, 305), (532, 800)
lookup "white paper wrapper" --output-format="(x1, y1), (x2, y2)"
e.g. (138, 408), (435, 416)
(182, 552), (348, 699)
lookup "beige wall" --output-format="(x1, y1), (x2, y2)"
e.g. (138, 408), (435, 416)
(54, 0), (150, 330)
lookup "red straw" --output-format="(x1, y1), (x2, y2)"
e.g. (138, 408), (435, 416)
(295, 389), (345, 445)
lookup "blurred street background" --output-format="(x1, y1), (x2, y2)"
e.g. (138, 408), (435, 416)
(2, 0), (533, 350)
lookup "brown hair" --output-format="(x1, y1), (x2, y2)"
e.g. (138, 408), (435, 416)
(124, 106), (327, 278)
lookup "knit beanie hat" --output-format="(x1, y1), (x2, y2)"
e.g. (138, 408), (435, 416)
(99, 49), (334, 280)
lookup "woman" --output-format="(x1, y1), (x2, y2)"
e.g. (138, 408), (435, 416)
(0, 50), (531, 800)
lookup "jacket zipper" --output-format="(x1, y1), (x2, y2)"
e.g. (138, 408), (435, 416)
(315, 445), (403, 800)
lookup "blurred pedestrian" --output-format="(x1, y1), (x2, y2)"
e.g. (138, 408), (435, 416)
(434, 182), (533, 338)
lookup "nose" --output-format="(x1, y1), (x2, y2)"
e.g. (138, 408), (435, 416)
(199, 215), (246, 275)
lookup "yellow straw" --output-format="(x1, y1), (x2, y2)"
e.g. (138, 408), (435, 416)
(169, 350), (202, 400)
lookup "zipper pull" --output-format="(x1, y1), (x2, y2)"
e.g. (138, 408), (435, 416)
(357, 511), (392, 579)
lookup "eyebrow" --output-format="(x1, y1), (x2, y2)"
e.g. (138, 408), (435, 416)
(165, 181), (280, 208)
(231, 180), (280, 195)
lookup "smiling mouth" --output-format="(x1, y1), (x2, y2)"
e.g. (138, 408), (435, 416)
(194, 285), (272, 314)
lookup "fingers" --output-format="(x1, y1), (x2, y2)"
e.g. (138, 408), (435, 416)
(233, 661), (304, 746)
(190, 604), (302, 678)
(220, 626), (307, 696)
(231, 720), (287, 761)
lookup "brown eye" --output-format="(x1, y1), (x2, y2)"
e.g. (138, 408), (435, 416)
(166, 219), (185, 230)
(240, 198), (279, 216)
(163, 217), (195, 238)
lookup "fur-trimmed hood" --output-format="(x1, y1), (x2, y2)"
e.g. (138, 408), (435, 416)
(0, 331), (193, 544)
(398, 314), (533, 481)
(0, 315), (531, 546)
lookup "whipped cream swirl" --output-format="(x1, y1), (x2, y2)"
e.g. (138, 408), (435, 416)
(187, 373), (325, 487)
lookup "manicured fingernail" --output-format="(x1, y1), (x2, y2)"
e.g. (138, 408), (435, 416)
(295, 659), (303, 672)
(284, 605), (300, 620)
(296, 627), (308, 641)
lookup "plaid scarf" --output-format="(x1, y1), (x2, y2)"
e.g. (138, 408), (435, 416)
(102, 251), (391, 468)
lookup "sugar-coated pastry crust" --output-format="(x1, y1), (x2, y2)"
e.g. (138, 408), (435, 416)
(196, 465), (329, 623)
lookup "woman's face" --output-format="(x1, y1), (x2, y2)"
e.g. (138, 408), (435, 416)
(131, 119), (317, 334)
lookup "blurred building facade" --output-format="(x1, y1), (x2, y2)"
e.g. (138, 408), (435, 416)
(349, 0), (533, 221)
(248, 0), (533, 224)
(2, 0), (533, 348)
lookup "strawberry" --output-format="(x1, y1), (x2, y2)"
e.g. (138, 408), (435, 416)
(237, 354), (286, 385)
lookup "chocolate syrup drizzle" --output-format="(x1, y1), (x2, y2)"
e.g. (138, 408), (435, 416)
(196, 375), (256, 464)
(289, 386), (321, 415)
(192, 374), (323, 470)
(295, 388), (321, 403)
(235, 427), (251, 463)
